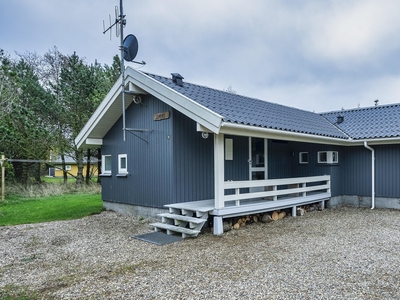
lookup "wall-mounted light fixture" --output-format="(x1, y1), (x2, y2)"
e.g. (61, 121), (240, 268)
(201, 132), (209, 139)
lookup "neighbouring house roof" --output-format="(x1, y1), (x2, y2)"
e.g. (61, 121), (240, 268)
(75, 67), (400, 148)
(321, 104), (400, 140)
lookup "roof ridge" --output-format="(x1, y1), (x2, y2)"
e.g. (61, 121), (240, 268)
(320, 102), (400, 115)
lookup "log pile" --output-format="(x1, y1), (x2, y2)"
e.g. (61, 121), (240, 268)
(227, 202), (324, 231)
(230, 209), (288, 230)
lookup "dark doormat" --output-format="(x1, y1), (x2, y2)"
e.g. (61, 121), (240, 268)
(133, 232), (183, 245)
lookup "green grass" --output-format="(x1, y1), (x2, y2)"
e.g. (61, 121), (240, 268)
(0, 193), (104, 226)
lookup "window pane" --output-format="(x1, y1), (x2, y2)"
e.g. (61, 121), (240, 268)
(120, 157), (126, 169)
(300, 152), (308, 163)
(105, 156), (112, 171)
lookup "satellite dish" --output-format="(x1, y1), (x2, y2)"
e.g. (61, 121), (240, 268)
(122, 34), (139, 62)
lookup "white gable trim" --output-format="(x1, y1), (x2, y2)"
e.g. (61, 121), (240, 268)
(125, 68), (223, 133)
(75, 68), (224, 149)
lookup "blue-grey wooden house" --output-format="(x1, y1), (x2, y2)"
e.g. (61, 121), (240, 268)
(76, 67), (400, 236)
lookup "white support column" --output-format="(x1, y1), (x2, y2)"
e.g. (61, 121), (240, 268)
(213, 216), (223, 235)
(292, 206), (297, 217)
(214, 133), (225, 209)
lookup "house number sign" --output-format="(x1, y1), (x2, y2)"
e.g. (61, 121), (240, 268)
(154, 111), (170, 121)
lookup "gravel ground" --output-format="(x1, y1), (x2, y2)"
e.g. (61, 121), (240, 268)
(1, 206), (399, 299)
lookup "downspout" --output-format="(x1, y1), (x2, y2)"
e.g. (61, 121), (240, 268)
(363, 141), (375, 209)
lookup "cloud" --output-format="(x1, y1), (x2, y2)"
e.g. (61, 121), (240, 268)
(302, 0), (400, 67)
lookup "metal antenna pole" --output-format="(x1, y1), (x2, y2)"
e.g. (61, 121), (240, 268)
(120, 0), (126, 141)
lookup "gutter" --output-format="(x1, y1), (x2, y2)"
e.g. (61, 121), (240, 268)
(364, 141), (375, 209)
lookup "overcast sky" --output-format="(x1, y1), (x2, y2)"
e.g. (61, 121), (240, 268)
(1, 0), (400, 112)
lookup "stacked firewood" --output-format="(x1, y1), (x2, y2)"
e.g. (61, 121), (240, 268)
(228, 203), (323, 230)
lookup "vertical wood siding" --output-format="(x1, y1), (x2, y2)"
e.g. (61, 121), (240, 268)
(101, 94), (174, 207)
(172, 112), (214, 203)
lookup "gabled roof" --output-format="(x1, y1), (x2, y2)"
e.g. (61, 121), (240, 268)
(76, 67), (400, 149)
(321, 104), (400, 140)
(146, 73), (347, 139)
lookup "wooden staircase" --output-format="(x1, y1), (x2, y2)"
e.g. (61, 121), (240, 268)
(150, 204), (210, 238)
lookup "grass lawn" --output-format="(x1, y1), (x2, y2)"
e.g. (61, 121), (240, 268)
(0, 193), (104, 226)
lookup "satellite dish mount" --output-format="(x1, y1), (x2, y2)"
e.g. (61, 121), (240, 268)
(103, 0), (145, 141)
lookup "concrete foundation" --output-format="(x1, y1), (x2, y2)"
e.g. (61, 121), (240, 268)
(327, 195), (400, 210)
(103, 201), (168, 219)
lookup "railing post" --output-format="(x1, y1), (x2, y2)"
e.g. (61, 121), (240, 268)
(214, 134), (225, 209)
(235, 188), (240, 206)
(273, 185), (277, 201)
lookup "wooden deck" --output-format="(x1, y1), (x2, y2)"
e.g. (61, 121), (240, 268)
(165, 193), (330, 219)
(164, 175), (331, 235)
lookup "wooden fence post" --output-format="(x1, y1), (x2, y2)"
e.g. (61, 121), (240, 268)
(1, 155), (5, 202)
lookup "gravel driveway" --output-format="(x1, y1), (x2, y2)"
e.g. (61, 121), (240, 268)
(1, 206), (399, 299)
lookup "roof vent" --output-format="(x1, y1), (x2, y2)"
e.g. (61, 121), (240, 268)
(337, 116), (344, 124)
(171, 73), (184, 87)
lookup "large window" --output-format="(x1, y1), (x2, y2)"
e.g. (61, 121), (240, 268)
(102, 155), (112, 174)
(118, 154), (128, 174)
(318, 151), (338, 164)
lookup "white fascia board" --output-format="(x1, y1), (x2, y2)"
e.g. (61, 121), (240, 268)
(86, 138), (103, 146)
(219, 122), (351, 146)
(218, 122), (400, 146)
(75, 74), (124, 149)
(350, 137), (400, 146)
(125, 67), (224, 133)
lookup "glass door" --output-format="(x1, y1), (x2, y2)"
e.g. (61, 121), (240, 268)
(249, 137), (267, 192)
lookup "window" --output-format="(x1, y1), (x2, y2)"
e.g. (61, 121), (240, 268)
(65, 165), (71, 171)
(225, 138), (233, 160)
(102, 155), (112, 174)
(299, 152), (308, 164)
(118, 154), (128, 174)
(318, 151), (338, 164)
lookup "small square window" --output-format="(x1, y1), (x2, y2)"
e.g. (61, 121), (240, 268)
(65, 165), (71, 171)
(118, 154), (128, 174)
(299, 152), (308, 164)
(102, 155), (112, 174)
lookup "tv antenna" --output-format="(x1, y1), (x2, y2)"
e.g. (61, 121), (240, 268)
(103, 0), (146, 141)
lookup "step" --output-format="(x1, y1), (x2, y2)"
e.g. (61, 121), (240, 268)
(158, 213), (207, 224)
(150, 222), (200, 236)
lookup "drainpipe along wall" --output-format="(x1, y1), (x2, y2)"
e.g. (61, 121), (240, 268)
(363, 141), (375, 209)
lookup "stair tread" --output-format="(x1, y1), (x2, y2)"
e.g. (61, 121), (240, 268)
(150, 223), (200, 235)
(158, 213), (207, 224)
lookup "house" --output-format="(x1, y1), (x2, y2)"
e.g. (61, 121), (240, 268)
(75, 67), (400, 236)
(48, 154), (98, 178)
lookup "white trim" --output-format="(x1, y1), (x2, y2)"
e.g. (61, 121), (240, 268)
(75, 67), (224, 149)
(86, 138), (103, 146)
(118, 154), (128, 174)
(299, 152), (308, 164)
(214, 134), (225, 209)
(102, 155), (112, 174)
(125, 68), (224, 134)
(317, 151), (338, 164)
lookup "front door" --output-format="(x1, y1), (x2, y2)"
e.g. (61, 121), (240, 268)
(249, 137), (267, 192)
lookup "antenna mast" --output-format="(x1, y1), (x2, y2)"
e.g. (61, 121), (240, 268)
(119, 0), (127, 141)
(103, 0), (143, 141)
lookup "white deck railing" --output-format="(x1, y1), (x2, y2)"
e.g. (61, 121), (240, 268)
(218, 175), (331, 208)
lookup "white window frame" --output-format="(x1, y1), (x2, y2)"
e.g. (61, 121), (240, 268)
(118, 154), (128, 174)
(102, 155), (112, 174)
(318, 151), (338, 164)
(65, 165), (71, 171)
(225, 138), (233, 160)
(299, 152), (308, 164)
